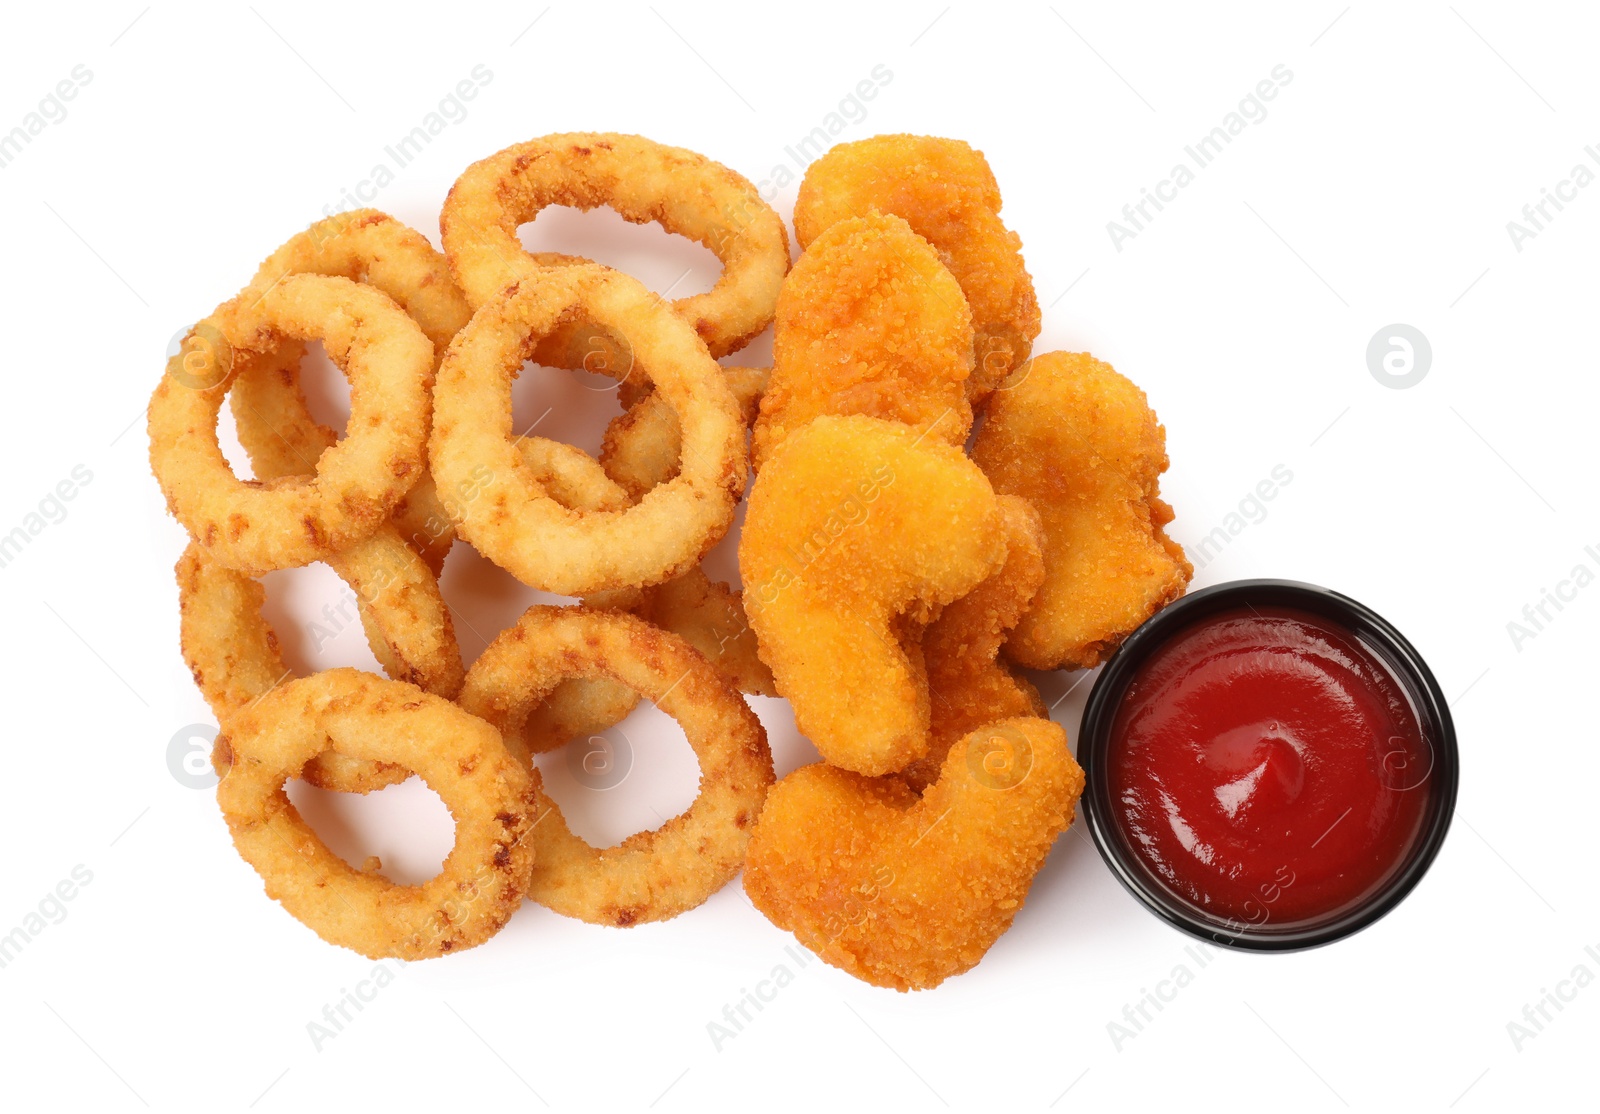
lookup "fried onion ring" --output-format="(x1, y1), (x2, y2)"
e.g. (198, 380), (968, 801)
(228, 210), (472, 574)
(149, 274), (432, 574)
(503, 436), (643, 757)
(601, 365), (767, 501)
(441, 132), (789, 356)
(636, 568), (774, 697)
(216, 669), (538, 959)
(457, 606), (774, 926)
(584, 371), (773, 695)
(505, 436), (771, 750)
(429, 264), (745, 594)
(177, 519), (464, 793)
(521, 250), (648, 395)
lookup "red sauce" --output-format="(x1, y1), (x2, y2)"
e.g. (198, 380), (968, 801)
(1107, 605), (1432, 929)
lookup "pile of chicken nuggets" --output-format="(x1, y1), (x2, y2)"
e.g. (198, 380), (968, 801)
(741, 135), (1192, 991)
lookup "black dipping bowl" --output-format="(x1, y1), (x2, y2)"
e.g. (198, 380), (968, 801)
(1078, 579), (1459, 951)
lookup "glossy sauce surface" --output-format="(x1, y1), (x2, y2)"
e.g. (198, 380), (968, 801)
(1107, 606), (1432, 928)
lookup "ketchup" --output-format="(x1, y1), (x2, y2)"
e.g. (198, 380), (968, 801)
(1106, 605), (1432, 929)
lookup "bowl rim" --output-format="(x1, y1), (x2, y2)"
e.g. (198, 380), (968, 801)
(1077, 578), (1460, 952)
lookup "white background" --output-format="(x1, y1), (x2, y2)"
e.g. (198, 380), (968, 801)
(0, 2), (1593, 1111)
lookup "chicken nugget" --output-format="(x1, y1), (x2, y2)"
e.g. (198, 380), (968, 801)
(741, 415), (1005, 775)
(901, 495), (1048, 793)
(973, 352), (1192, 670)
(745, 716), (1084, 991)
(751, 213), (973, 470)
(794, 134), (1040, 399)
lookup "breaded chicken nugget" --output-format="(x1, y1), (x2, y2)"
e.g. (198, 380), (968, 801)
(901, 495), (1048, 793)
(745, 716), (1084, 991)
(794, 134), (1040, 399)
(741, 415), (1005, 776)
(751, 213), (973, 470)
(973, 352), (1192, 670)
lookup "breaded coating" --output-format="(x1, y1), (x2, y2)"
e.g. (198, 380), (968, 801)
(901, 496), (1048, 793)
(149, 278), (434, 576)
(457, 607), (774, 927)
(509, 437), (771, 749)
(794, 134), (1040, 399)
(744, 716), (1085, 991)
(428, 264), (746, 595)
(972, 352), (1192, 670)
(741, 416), (1006, 776)
(637, 567), (774, 697)
(602, 366), (768, 501)
(217, 669), (540, 959)
(442, 132), (789, 356)
(751, 213), (973, 470)
(229, 210), (469, 575)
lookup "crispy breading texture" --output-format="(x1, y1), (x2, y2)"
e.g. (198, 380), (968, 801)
(741, 415), (1006, 776)
(972, 352), (1192, 670)
(457, 606), (774, 926)
(149, 275), (433, 574)
(751, 213), (973, 470)
(500, 437), (643, 758)
(592, 364), (773, 695)
(502, 435), (771, 760)
(794, 134), (1040, 399)
(228, 210), (471, 573)
(636, 568), (775, 697)
(177, 516), (464, 794)
(429, 264), (746, 594)
(901, 495), (1048, 793)
(441, 132), (789, 357)
(744, 716), (1085, 991)
(602, 366), (768, 501)
(216, 669), (539, 960)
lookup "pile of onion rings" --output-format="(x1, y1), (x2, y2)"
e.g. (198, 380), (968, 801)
(147, 131), (792, 960)
(147, 129), (1185, 984)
